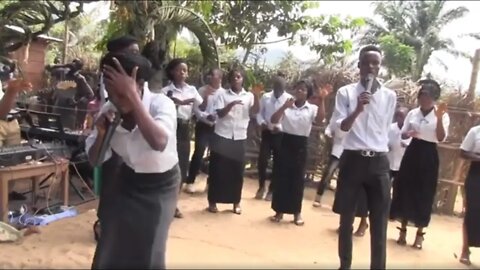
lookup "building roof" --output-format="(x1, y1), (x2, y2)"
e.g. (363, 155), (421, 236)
(4, 25), (63, 43)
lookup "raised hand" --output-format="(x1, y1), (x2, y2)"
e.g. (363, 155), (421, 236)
(103, 57), (139, 101)
(434, 102), (448, 118)
(5, 79), (32, 93)
(318, 84), (333, 99)
(283, 98), (295, 109)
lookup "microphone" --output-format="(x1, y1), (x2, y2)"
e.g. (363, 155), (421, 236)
(167, 90), (173, 98)
(94, 112), (121, 166)
(365, 73), (375, 94)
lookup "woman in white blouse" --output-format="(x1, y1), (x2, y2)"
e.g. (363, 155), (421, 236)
(390, 79), (450, 250)
(457, 125), (480, 265)
(269, 80), (328, 225)
(207, 68), (259, 214)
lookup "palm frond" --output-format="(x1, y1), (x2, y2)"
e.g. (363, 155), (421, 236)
(437, 6), (469, 28)
(149, 6), (219, 68)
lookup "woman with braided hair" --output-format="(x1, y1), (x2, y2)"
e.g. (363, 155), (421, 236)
(390, 79), (450, 250)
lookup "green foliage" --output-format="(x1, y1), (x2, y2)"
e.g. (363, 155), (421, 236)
(378, 34), (415, 78)
(362, 0), (473, 80)
(300, 15), (365, 65)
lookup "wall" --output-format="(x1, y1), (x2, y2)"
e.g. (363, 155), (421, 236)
(10, 39), (50, 90)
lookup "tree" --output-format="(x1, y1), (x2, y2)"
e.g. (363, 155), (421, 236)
(378, 34), (415, 78)
(204, 1), (314, 64)
(100, 1), (219, 89)
(361, 0), (479, 80)
(0, 0), (87, 56)
(298, 15), (365, 65)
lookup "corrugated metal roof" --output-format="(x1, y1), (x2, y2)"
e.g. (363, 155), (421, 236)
(4, 25), (63, 43)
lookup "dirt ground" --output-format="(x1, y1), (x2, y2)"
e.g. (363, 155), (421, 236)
(0, 175), (478, 269)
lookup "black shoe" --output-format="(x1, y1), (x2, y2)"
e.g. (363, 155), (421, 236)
(174, 208), (184, 219)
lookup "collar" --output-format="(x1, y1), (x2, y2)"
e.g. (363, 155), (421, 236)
(292, 101), (310, 110)
(168, 82), (191, 92)
(227, 88), (247, 96)
(270, 90), (287, 100)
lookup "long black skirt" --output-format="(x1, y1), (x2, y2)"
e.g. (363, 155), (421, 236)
(97, 151), (123, 221)
(207, 133), (246, 204)
(271, 133), (308, 214)
(390, 138), (439, 227)
(91, 164), (180, 269)
(176, 120), (191, 182)
(465, 161), (480, 247)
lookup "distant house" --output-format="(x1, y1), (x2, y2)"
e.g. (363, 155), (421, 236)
(5, 25), (63, 90)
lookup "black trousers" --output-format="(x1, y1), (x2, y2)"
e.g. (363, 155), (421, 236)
(316, 155), (340, 196)
(186, 121), (213, 184)
(176, 120), (191, 182)
(332, 150), (391, 270)
(257, 130), (282, 191)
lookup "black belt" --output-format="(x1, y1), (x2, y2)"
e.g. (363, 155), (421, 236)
(344, 149), (387, 158)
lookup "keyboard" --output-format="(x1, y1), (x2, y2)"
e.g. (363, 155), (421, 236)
(0, 142), (70, 167)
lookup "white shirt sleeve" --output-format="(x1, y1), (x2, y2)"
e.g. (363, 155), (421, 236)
(213, 92), (226, 112)
(151, 95), (177, 148)
(256, 95), (266, 125)
(332, 87), (350, 136)
(460, 127), (476, 152)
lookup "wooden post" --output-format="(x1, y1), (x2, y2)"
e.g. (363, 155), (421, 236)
(467, 49), (480, 109)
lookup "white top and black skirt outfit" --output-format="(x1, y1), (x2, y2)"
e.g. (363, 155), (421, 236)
(86, 89), (180, 269)
(458, 125), (480, 247)
(271, 101), (318, 215)
(208, 89), (255, 204)
(161, 83), (203, 182)
(390, 107), (450, 227)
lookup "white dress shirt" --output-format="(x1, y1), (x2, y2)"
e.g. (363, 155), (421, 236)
(401, 107), (450, 143)
(214, 88), (254, 140)
(280, 101), (318, 137)
(161, 83), (203, 121)
(325, 120), (345, 159)
(193, 85), (225, 126)
(256, 91), (292, 130)
(332, 82), (397, 152)
(388, 122), (411, 171)
(85, 88), (179, 173)
(460, 125), (480, 153)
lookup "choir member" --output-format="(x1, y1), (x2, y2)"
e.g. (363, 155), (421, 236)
(458, 125), (480, 265)
(87, 52), (179, 269)
(387, 106), (410, 181)
(255, 72), (292, 201)
(161, 58), (203, 218)
(185, 68), (225, 193)
(269, 79), (328, 225)
(390, 79), (449, 250)
(332, 45), (397, 269)
(207, 68), (259, 214)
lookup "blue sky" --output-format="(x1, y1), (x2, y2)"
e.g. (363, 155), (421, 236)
(86, 1), (480, 91)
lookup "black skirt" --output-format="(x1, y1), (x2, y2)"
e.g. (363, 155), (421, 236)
(465, 161), (480, 247)
(271, 133), (308, 214)
(207, 133), (246, 204)
(97, 151), (123, 221)
(91, 164), (180, 269)
(390, 138), (439, 227)
(176, 120), (191, 182)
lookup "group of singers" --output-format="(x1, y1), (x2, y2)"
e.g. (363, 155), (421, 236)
(19, 34), (469, 269)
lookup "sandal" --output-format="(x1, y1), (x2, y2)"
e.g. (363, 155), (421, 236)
(270, 213), (283, 223)
(458, 251), (472, 266)
(174, 208), (184, 219)
(93, 220), (101, 242)
(293, 214), (305, 226)
(412, 232), (425, 250)
(354, 224), (369, 237)
(396, 227), (407, 246)
(207, 205), (218, 213)
(233, 205), (242, 215)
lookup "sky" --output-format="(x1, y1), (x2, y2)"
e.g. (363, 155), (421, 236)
(85, 1), (480, 91)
